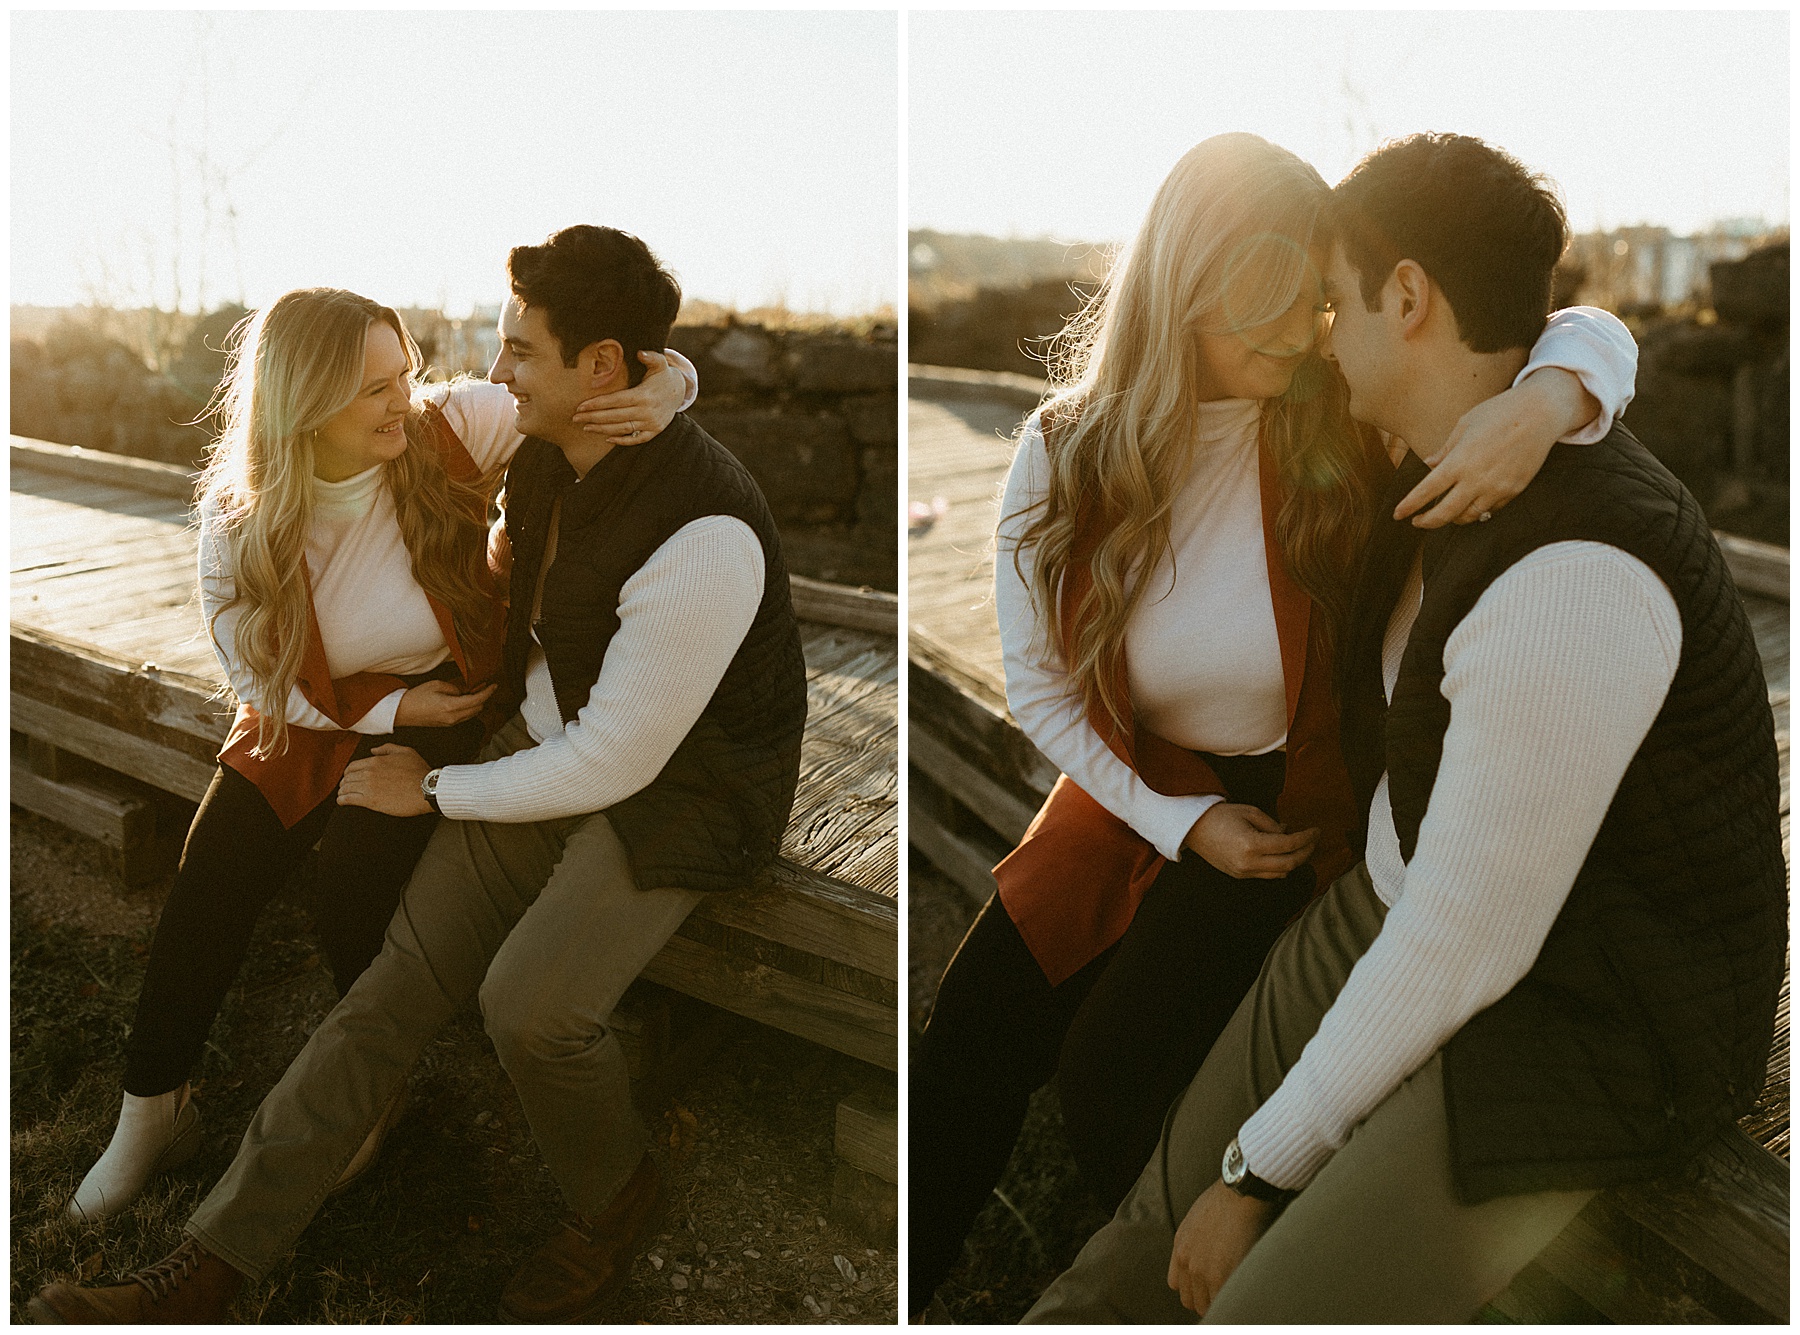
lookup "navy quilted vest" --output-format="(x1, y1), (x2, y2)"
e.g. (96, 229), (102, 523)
(1344, 424), (1784, 1203)
(498, 414), (807, 894)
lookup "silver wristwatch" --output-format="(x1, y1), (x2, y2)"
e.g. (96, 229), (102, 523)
(420, 767), (444, 813)
(1221, 1136), (1296, 1205)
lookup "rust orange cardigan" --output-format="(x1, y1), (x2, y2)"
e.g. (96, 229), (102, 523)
(217, 402), (503, 828)
(993, 428), (1359, 987)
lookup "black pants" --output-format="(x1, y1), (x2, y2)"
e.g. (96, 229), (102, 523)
(121, 713), (482, 1097)
(908, 750), (1316, 1308)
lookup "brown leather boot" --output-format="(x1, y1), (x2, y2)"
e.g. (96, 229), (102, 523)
(28, 1236), (244, 1323)
(497, 1154), (667, 1322)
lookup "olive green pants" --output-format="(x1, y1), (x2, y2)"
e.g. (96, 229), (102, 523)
(187, 714), (703, 1281)
(1024, 862), (1596, 1323)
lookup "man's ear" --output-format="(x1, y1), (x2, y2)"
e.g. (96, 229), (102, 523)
(580, 339), (627, 387)
(1391, 260), (1433, 339)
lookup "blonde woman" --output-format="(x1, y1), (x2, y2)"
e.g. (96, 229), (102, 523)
(65, 288), (695, 1221)
(909, 133), (1638, 1313)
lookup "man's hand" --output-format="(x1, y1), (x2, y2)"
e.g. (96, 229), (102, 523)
(1184, 804), (1317, 879)
(573, 351), (684, 443)
(1167, 1180), (1278, 1315)
(338, 744), (433, 816)
(393, 680), (496, 728)
(1395, 366), (1599, 528)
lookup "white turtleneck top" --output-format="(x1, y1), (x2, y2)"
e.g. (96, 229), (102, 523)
(994, 306), (1640, 863)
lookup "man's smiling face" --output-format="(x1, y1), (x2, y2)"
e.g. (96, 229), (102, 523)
(488, 299), (587, 441)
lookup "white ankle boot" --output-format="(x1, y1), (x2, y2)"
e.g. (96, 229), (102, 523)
(65, 1084), (204, 1222)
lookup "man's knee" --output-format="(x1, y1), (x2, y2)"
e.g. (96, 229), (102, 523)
(478, 971), (608, 1072)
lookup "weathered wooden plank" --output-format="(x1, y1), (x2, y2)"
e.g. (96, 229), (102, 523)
(11, 436), (195, 500)
(909, 722), (1038, 847)
(1718, 532), (1790, 601)
(907, 788), (1000, 906)
(11, 694), (217, 802)
(1605, 1127), (1788, 1320)
(639, 932), (895, 1071)
(835, 1076), (898, 1182)
(9, 758), (154, 857)
(703, 868), (897, 984)
(12, 624), (232, 749)
(786, 626), (900, 898)
(791, 573), (898, 635)
(909, 626), (1056, 805)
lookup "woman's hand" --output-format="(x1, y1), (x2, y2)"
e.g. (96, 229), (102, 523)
(1394, 367), (1600, 528)
(1168, 1180), (1278, 1315)
(393, 680), (496, 728)
(572, 351), (685, 444)
(1184, 804), (1317, 879)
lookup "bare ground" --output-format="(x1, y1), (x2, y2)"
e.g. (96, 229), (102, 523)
(11, 807), (896, 1324)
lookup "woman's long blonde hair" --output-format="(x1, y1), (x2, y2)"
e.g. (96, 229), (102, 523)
(1016, 133), (1382, 737)
(198, 288), (496, 757)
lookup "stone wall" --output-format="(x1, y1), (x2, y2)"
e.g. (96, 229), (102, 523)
(908, 277), (1092, 379)
(671, 322), (897, 590)
(1619, 244), (1787, 545)
(10, 313), (899, 591)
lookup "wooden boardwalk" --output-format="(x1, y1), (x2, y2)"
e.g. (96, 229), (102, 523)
(11, 436), (898, 1081)
(907, 366), (1791, 1322)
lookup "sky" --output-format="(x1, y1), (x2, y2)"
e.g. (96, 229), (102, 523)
(910, 10), (1789, 244)
(12, 10), (898, 317)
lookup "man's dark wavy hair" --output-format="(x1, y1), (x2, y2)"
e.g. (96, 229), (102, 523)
(507, 225), (682, 385)
(1324, 133), (1568, 353)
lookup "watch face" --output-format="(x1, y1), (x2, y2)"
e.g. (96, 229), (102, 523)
(1222, 1139), (1245, 1184)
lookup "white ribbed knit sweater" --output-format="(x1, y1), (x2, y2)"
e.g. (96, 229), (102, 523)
(1234, 540), (1682, 1190)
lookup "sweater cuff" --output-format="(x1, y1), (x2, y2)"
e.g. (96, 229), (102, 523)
(1234, 1077), (1336, 1192)
(353, 689), (406, 737)
(431, 762), (485, 821)
(1147, 792), (1226, 863)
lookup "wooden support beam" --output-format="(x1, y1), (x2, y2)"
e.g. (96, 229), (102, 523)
(830, 1075), (898, 1247)
(909, 723), (1039, 847)
(10, 756), (160, 886)
(834, 1075), (897, 1183)
(639, 932), (896, 1072)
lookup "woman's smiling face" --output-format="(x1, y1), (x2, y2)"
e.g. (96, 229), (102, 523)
(311, 319), (413, 482)
(1192, 243), (1330, 402)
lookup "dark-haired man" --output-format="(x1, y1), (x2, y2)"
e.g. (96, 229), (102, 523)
(33, 226), (809, 1324)
(1024, 135), (1784, 1323)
